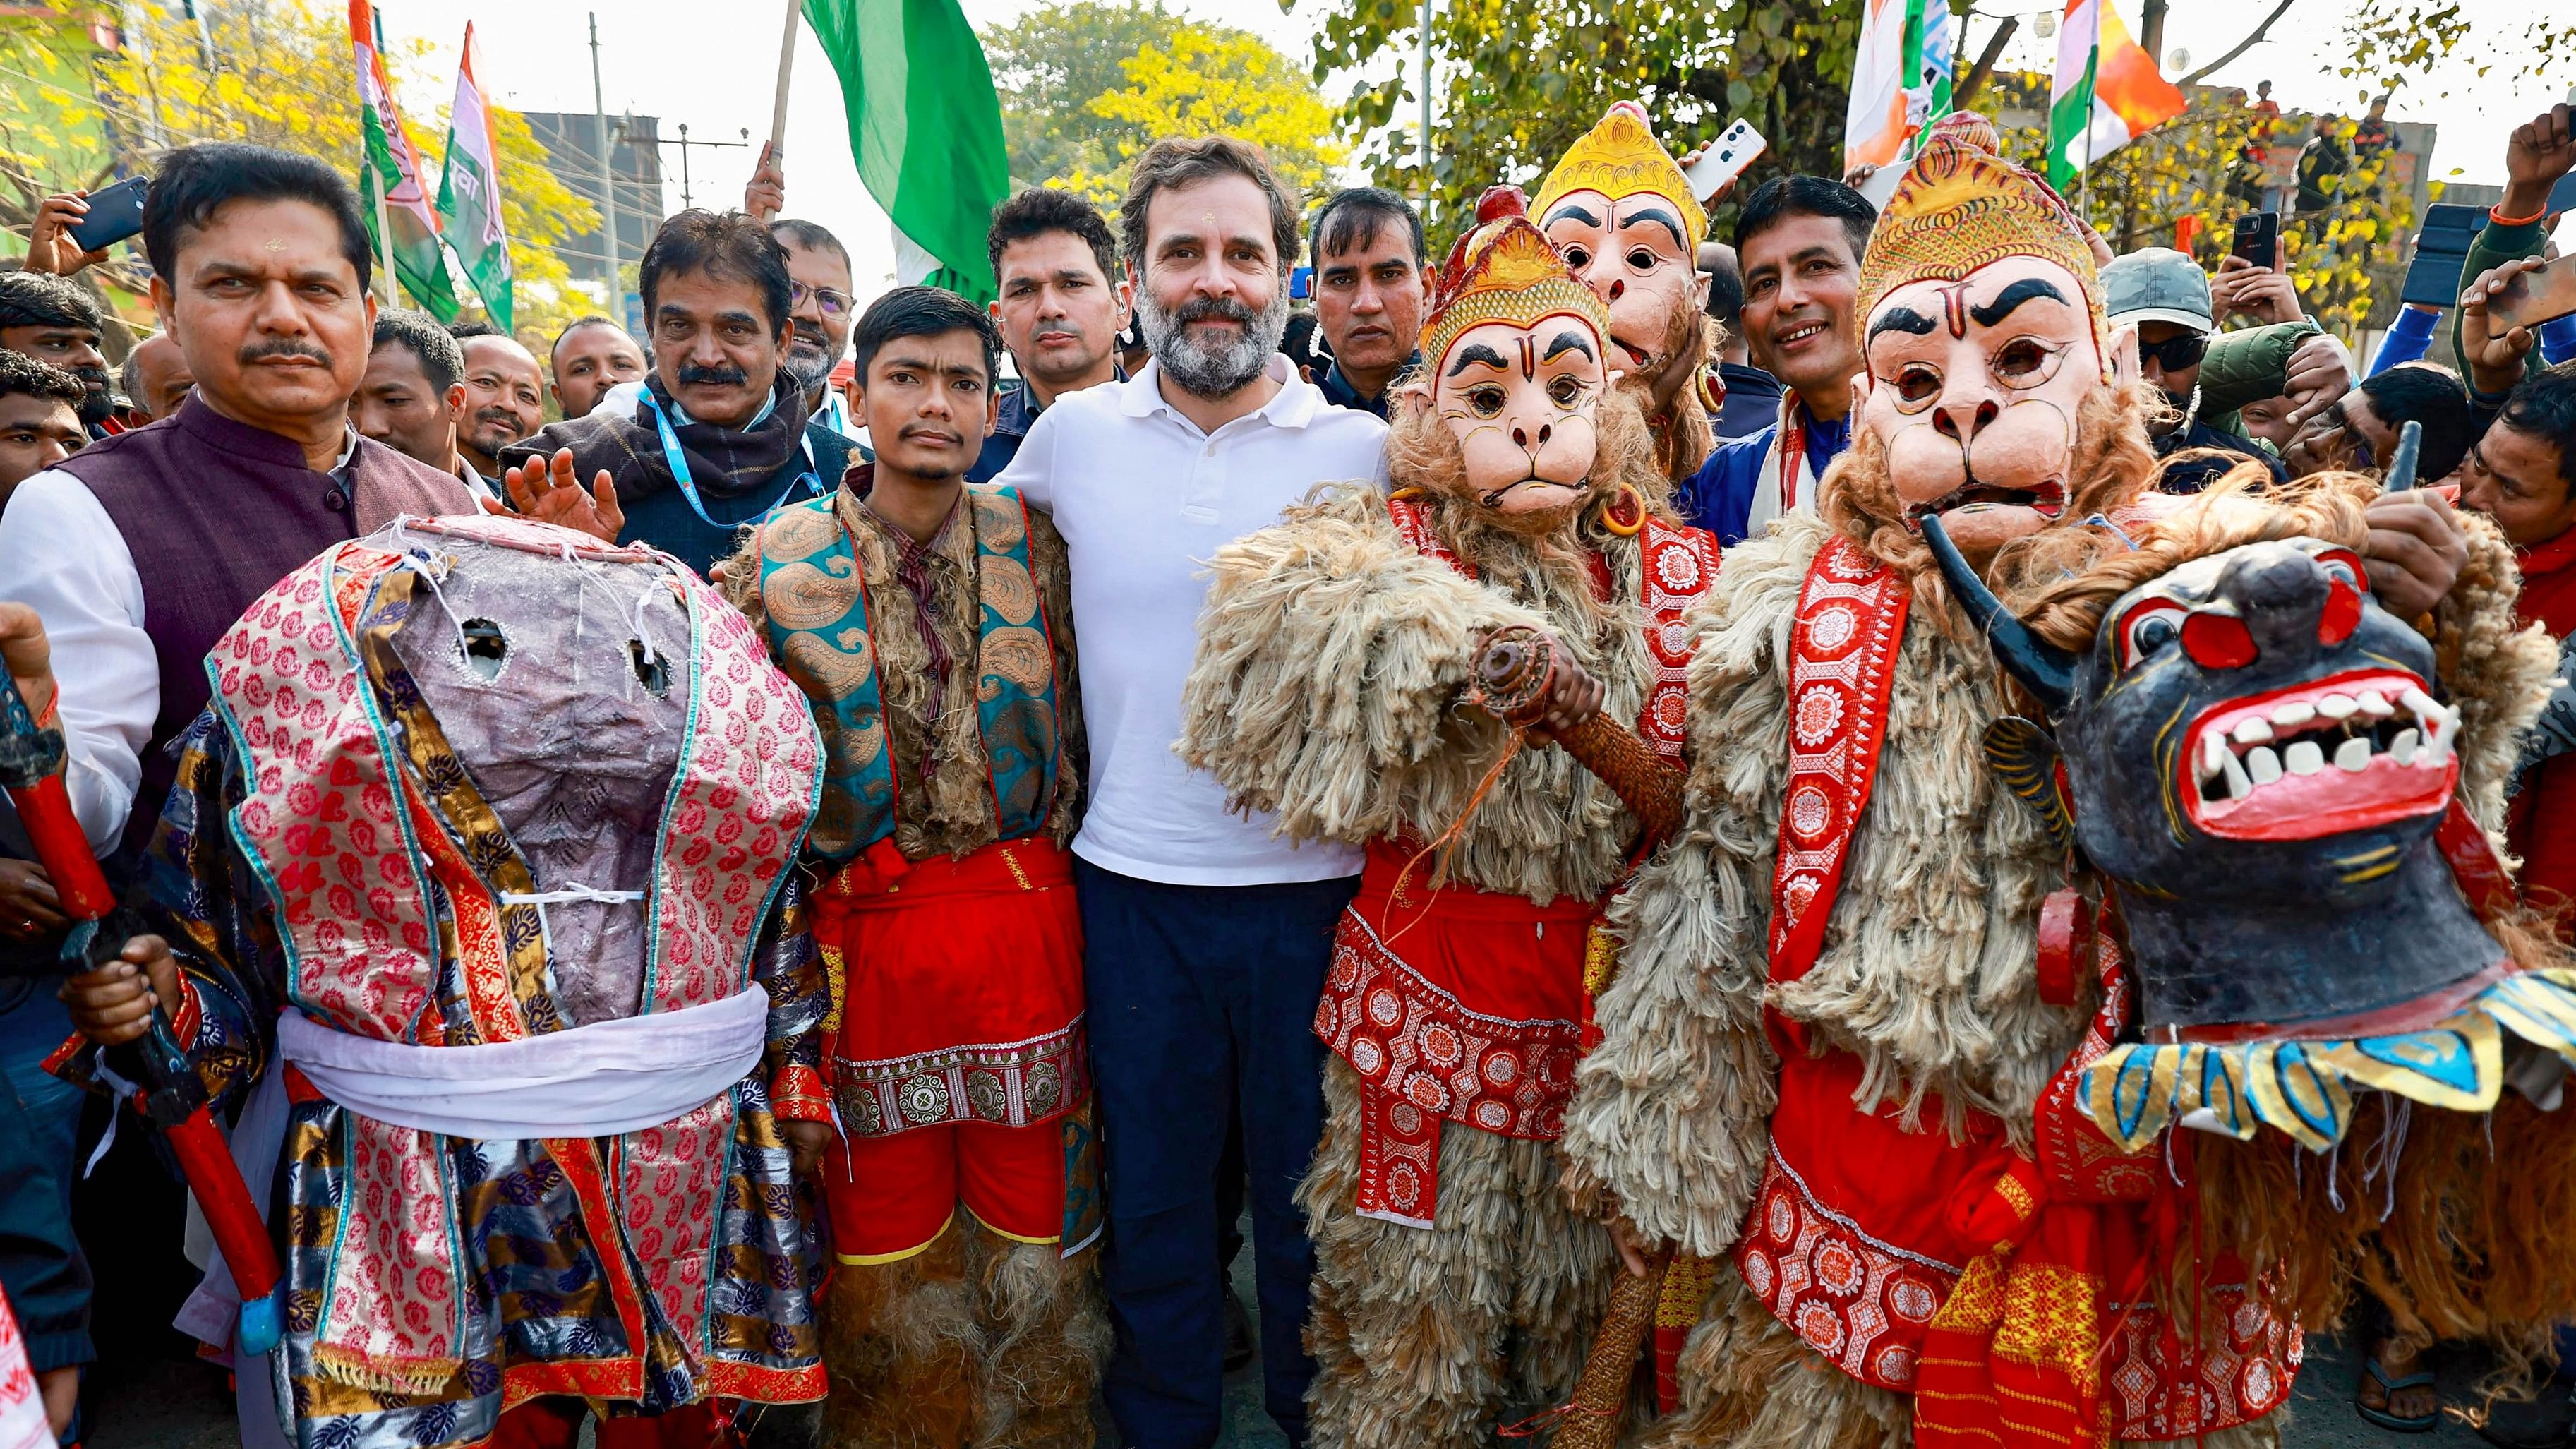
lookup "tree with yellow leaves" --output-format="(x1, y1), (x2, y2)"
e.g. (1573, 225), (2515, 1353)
(0, 0), (599, 355)
(982, 1), (1344, 208)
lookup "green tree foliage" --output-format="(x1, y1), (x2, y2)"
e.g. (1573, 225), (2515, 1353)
(982, 1), (1344, 205)
(0, 0), (599, 349)
(1310, 0), (1861, 240)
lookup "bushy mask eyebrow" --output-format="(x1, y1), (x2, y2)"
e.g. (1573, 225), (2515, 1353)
(1541, 330), (1596, 363)
(1968, 277), (2070, 328)
(1613, 205), (1687, 253)
(1445, 342), (1511, 377)
(1869, 307), (1940, 342)
(1541, 203), (1602, 231)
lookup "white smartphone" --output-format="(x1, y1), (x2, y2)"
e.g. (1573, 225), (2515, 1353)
(1683, 119), (1767, 203)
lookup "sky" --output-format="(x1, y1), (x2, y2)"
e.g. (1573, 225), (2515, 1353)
(368, 0), (2576, 302)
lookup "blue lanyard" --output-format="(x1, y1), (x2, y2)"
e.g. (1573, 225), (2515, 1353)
(639, 387), (822, 529)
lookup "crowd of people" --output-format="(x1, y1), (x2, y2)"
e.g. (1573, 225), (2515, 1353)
(0, 88), (2568, 1449)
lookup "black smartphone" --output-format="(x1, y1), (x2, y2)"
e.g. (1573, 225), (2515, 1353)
(2400, 202), (2486, 309)
(2229, 211), (2279, 272)
(66, 175), (149, 253)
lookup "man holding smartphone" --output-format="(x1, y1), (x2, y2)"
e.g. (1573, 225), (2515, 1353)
(2450, 104), (2576, 391)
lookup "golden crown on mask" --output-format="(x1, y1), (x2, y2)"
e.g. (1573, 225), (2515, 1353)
(1529, 101), (1709, 253)
(1417, 186), (1615, 371)
(1856, 121), (2111, 375)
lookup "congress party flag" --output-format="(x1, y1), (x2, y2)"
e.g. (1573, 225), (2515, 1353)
(2048, 0), (2187, 188)
(1849, 0), (1961, 175)
(350, 0), (457, 318)
(1845, 0), (1916, 172)
(802, 0), (1009, 305)
(435, 23), (513, 332)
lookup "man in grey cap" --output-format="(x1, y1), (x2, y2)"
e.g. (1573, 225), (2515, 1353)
(2102, 245), (2346, 492)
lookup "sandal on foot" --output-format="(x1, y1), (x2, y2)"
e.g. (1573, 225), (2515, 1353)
(2358, 1357), (2441, 1433)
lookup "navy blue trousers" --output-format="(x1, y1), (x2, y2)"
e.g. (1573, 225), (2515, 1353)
(1076, 859), (1357, 1449)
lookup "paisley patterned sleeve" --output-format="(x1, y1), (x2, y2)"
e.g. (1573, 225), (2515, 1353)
(50, 710), (282, 1114)
(1028, 507), (1085, 843)
(754, 872), (831, 1122)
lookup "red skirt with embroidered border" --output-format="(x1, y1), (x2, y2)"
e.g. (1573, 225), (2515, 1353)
(1311, 841), (1597, 1227)
(809, 838), (1087, 1142)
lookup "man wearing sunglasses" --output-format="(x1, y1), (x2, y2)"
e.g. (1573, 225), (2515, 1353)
(2102, 246), (2337, 493)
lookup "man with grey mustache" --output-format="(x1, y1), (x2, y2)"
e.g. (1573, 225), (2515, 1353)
(991, 134), (1388, 1449)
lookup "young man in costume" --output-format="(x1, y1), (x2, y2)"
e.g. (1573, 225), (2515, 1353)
(50, 511), (832, 1449)
(1179, 188), (1719, 1446)
(1534, 102), (1722, 488)
(1559, 124), (2507, 1449)
(721, 286), (1102, 1449)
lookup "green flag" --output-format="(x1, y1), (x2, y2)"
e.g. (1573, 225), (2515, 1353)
(351, 0), (457, 319)
(802, 0), (1009, 306)
(434, 23), (513, 332)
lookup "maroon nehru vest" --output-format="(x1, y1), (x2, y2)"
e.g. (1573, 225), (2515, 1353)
(55, 393), (471, 855)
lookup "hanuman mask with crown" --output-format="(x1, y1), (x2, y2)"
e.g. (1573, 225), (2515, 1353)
(1852, 127), (2135, 555)
(1410, 186), (1632, 527)
(1532, 102), (1709, 401)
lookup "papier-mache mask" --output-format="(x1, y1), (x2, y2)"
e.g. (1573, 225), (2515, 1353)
(1419, 187), (1620, 522)
(1922, 472), (2576, 1157)
(1531, 102), (1707, 383)
(1855, 126), (2114, 536)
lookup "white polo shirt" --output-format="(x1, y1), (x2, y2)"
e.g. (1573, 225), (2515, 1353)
(996, 354), (1388, 886)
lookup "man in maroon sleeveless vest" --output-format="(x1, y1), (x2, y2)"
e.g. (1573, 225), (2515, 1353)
(0, 143), (472, 862)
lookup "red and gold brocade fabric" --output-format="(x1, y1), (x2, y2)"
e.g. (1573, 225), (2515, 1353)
(1749, 541), (2297, 1448)
(1316, 843), (1596, 1225)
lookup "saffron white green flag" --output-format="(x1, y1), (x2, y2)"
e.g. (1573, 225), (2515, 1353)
(1846, 0), (1916, 172)
(2047, 0), (2186, 188)
(435, 23), (512, 332)
(349, 0), (455, 318)
(802, 0), (1009, 305)
(1848, 0), (1960, 174)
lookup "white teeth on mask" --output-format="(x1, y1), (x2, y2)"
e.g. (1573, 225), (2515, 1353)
(2272, 701), (2318, 728)
(2335, 738), (2372, 772)
(2222, 751), (2253, 799)
(2425, 704), (2460, 762)
(2400, 685), (2440, 719)
(2247, 745), (2283, 784)
(2357, 690), (2395, 718)
(2232, 718), (2275, 745)
(2284, 740), (2324, 775)
(2202, 730), (2231, 777)
(2318, 694), (2357, 720)
(2391, 728), (2419, 764)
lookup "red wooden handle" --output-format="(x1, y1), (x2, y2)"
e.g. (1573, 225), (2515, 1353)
(163, 1107), (280, 1301)
(6, 775), (114, 919)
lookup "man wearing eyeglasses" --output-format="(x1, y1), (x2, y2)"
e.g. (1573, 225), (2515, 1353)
(745, 146), (866, 445)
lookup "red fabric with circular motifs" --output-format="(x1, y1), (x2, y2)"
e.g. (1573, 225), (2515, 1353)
(1313, 843), (1596, 1226)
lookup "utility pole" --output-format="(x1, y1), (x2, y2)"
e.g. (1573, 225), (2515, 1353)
(589, 11), (625, 324)
(653, 123), (753, 210)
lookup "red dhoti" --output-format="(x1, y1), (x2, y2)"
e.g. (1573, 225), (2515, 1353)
(809, 838), (1085, 1261)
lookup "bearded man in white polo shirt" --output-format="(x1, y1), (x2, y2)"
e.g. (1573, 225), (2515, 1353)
(992, 135), (1387, 1449)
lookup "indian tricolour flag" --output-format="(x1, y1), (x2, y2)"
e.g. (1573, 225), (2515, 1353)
(2047, 0), (2187, 188)
(1848, 0), (1959, 181)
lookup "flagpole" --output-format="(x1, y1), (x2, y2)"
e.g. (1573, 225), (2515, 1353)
(369, 5), (399, 306)
(769, 0), (800, 162)
(2078, 0), (2100, 215)
(589, 11), (625, 325)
